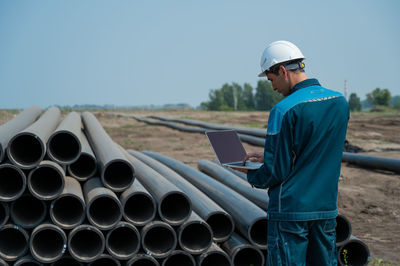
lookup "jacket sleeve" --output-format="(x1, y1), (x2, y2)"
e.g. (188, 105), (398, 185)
(247, 107), (294, 189)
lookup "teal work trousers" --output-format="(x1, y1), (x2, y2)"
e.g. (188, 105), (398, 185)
(266, 219), (337, 266)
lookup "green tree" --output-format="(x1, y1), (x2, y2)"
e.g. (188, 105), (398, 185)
(366, 88), (392, 106)
(207, 89), (225, 110)
(220, 83), (234, 109)
(242, 83), (255, 110)
(255, 80), (282, 110)
(348, 93), (362, 111)
(232, 82), (246, 111)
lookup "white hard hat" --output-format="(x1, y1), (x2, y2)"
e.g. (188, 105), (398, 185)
(258, 40), (305, 77)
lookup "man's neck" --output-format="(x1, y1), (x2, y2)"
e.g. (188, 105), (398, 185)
(289, 73), (308, 89)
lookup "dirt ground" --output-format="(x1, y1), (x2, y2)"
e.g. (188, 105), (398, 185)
(97, 110), (400, 265)
(1, 109), (399, 264)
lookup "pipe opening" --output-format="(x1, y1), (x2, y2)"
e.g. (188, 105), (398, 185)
(89, 197), (121, 228)
(0, 203), (7, 226)
(0, 227), (28, 259)
(124, 194), (155, 224)
(143, 226), (175, 255)
(103, 161), (133, 190)
(160, 193), (190, 224)
(9, 134), (43, 167)
(180, 223), (212, 252)
(206, 213), (233, 241)
(200, 253), (231, 266)
(52, 196), (84, 227)
(11, 195), (46, 227)
(339, 241), (369, 266)
(15, 258), (41, 265)
(29, 166), (63, 199)
(48, 132), (80, 164)
(90, 257), (119, 266)
(51, 256), (82, 266)
(164, 253), (194, 266)
(336, 216), (351, 244)
(69, 153), (96, 179)
(108, 226), (139, 257)
(0, 166), (25, 200)
(250, 219), (268, 247)
(234, 247), (263, 266)
(128, 257), (158, 266)
(70, 229), (103, 259)
(31, 228), (65, 261)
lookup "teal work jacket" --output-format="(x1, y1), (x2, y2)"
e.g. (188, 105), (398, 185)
(247, 79), (349, 221)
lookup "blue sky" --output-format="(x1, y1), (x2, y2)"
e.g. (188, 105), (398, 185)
(0, 0), (399, 108)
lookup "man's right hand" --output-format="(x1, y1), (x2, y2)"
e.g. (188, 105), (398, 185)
(242, 151), (264, 165)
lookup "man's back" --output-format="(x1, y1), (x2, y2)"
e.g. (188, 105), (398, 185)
(248, 79), (350, 221)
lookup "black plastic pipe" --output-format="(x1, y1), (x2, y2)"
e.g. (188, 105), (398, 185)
(197, 243), (232, 266)
(143, 151), (268, 249)
(127, 150), (234, 242)
(10, 194), (47, 229)
(149, 115), (266, 138)
(0, 202), (9, 228)
(120, 179), (157, 226)
(222, 232), (265, 266)
(67, 130), (97, 181)
(105, 221), (140, 260)
(162, 250), (195, 266)
(68, 224), (105, 263)
(47, 111), (82, 165)
(124, 114), (266, 147)
(342, 151), (400, 173)
(50, 176), (86, 229)
(123, 150), (192, 226)
(14, 255), (40, 266)
(198, 160), (269, 211)
(336, 214), (352, 246)
(337, 235), (370, 266)
(0, 258), (7, 266)
(0, 224), (29, 262)
(141, 220), (177, 259)
(0, 106), (42, 163)
(177, 211), (213, 255)
(117, 113), (400, 173)
(126, 254), (160, 266)
(221, 162), (248, 181)
(83, 177), (122, 230)
(7, 107), (60, 169)
(27, 160), (66, 200)
(50, 255), (84, 266)
(30, 223), (67, 263)
(88, 254), (121, 266)
(0, 163), (26, 202)
(82, 112), (134, 192)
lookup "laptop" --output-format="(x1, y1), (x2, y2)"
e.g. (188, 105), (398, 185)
(205, 130), (263, 170)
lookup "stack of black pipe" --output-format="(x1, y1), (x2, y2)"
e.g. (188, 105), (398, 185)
(0, 107), (370, 266)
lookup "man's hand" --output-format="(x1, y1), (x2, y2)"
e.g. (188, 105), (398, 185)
(243, 151), (264, 164)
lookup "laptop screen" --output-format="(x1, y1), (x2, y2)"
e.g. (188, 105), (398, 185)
(206, 130), (247, 164)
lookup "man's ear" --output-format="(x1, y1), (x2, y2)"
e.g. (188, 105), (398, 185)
(279, 65), (288, 79)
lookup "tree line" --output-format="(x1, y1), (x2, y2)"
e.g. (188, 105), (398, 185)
(200, 80), (282, 111)
(201, 82), (399, 112)
(348, 88), (400, 111)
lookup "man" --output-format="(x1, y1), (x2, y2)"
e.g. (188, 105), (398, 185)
(242, 40), (349, 265)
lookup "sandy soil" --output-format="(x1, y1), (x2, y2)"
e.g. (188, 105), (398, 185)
(98, 110), (400, 264)
(1, 109), (399, 264)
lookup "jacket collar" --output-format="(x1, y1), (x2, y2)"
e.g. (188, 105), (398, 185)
(291, 78), (320, 94)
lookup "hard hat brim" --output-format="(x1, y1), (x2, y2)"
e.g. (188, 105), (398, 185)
(258, 71), (266, 77)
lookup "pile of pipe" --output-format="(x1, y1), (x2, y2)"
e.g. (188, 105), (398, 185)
(0, 107), (369, 266)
